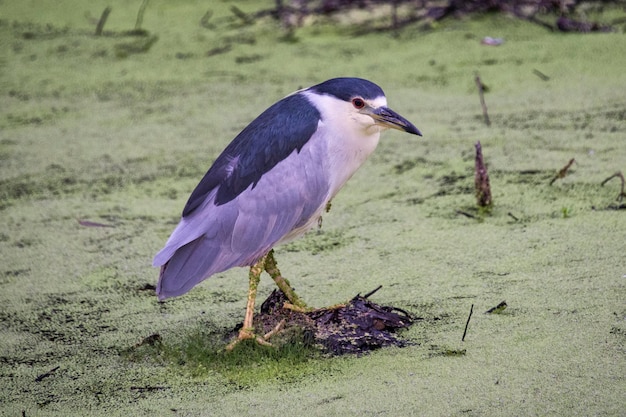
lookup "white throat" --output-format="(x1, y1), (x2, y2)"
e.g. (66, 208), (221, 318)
(302, 91), (384, 198)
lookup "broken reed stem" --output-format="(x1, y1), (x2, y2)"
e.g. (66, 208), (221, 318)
(135, 0), (150, 30)
(474, 141), (493, 208)
(462, 304), (474, 342)
(95, 6), (112, 36)
(475, 74), (491, 126)
(601, 171), (625, 202)
(549, 158), (575, 185)
(363, 285), (383, 299)
(35, 365), (60, 382)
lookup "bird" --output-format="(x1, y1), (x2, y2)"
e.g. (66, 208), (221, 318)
(153, 77), (421, 348)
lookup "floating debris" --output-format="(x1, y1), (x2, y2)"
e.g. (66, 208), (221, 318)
(77, 219), (115, 228)
(485, 301), (508, 314)
(481, 36), (504, 46)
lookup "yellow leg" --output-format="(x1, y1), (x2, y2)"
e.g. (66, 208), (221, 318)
(264, 250), (309, 310)
(225, 250), (310, 351)
(226, 256), (268, 351)
(242, 256), (264, 338)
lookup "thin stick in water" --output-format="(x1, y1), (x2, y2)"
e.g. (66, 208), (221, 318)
(95, 6), (112, 36)
(475, 75), (490, 126)
(462, 304), (474, 342)
(549, 158), (575, 185)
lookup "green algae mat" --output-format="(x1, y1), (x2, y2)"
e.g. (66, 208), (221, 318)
(1, 2), (625, 416)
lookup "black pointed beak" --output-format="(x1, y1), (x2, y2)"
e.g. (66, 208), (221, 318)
(370, 106), (422, 136)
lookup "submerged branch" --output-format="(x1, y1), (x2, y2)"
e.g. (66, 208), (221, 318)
(550, 158), (575, 185)
(601, 171), (625, 202)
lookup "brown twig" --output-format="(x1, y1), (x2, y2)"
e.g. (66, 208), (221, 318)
(474, 141), (492, 207)
(475, 75), (490, 126)
(601, 171), (625, 202)
(532, 68), (550, 81)
(462, 304), (473, 342)
(549, 158), (575, 185)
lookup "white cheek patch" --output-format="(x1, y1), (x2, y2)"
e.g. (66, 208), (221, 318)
(366, 96), (388, 108)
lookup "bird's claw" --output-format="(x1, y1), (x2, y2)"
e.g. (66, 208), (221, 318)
(282, 302), (312, 313)
(282, 301), (348, 314)
(225, 319), (286, 351)
(263, 319), (286, 339)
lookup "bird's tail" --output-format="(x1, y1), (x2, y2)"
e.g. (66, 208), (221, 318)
(155, 237), (228, 300)
(155, 233), (267, 300)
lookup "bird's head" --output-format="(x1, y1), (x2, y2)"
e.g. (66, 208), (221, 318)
(306, 77), (422, 137)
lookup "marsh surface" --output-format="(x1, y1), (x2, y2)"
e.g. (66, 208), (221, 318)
(1, 2), (625, 416)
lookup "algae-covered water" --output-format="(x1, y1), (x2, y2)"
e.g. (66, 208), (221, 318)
(1, 1), (625, 416)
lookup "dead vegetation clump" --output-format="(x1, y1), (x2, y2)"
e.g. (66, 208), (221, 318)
(245, 287), (415, 355)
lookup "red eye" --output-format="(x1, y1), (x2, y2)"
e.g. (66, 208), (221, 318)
(352, 98), (365, 109)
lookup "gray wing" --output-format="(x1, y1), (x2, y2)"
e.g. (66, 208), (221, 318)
(153, 136), (330, 300)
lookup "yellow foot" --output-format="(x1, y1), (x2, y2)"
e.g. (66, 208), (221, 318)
(322, 302), (347, 311)
(225, 319), (286, 351)
(282, 301), (348, 314)
(282, 302), (313, 313)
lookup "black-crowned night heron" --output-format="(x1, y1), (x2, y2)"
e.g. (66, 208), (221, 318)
(154, 77), (421, 348)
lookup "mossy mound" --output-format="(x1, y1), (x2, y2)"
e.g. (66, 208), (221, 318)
(244, 288), (415, 355)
